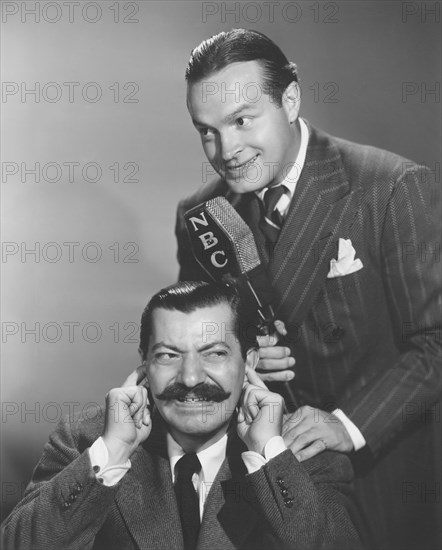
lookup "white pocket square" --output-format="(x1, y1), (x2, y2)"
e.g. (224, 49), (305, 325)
(327, 238), (363, 279)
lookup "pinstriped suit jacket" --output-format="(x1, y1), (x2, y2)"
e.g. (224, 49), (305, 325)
(1, 412), (364, 550)
(175, 123), (441, 547)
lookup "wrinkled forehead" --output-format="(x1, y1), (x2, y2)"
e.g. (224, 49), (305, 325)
(149, 303), (238, 347)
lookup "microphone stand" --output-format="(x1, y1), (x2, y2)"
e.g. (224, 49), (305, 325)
(248, 279), (299, 413)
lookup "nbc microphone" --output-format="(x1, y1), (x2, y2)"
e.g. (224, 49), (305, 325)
(184, 195), (298, 410)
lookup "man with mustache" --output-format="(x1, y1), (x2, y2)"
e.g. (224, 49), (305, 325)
(2, 281), (364, 549)
(175, 29), (441, 549)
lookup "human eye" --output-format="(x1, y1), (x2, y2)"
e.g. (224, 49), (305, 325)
(154, 351), (180, 365)
(203, 348), (229, 363)
(236, 116), (251, 128)
(199, 127), (215, 139)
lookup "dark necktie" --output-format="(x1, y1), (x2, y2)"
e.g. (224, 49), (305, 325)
(174, 453), (201, 550)
(259, 184), (287, 245)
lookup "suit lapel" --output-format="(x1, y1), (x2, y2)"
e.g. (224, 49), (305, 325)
(115, 424), (183, 550)
(270, 125), (363, 326)
(114, 421), (260, 550)
(230, 126), (362, 328)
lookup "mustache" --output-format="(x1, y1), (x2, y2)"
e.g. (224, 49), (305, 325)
(155, 383), (231, 403)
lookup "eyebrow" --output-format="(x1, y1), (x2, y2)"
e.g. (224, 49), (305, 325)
(151, 341), (231, 353)
(192, 103), (256, 128)
(222, 103), (255, 124)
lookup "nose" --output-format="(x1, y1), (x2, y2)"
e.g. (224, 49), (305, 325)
(176, 353), (206, 388)
(219, 130), (242, 162)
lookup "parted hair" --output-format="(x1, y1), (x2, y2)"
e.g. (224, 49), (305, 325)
(185, 28), (299, 105)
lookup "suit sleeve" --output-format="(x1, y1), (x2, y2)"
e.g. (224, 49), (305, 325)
(1, 417), (117, 550)
(343, 164), (442, 454)
(247, 449), (366, 549)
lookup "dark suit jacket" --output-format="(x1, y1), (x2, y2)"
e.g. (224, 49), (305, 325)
(175, 123), (441, 548)
(1, 412), (364, 550)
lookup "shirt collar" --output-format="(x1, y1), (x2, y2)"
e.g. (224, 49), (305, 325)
(167, 432), (228, 484)
(257, 117), (309, 204)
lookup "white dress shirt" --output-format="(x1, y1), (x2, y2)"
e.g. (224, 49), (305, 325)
(256, 117), (309, 215)
(331, 408), (366, 451)
(168, 432), (287, 519)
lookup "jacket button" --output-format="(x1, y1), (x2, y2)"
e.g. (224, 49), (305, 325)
(331, 325), (345, 341)
(281, 488), (289, 497)
(284, 498), (294, 508)
(75, 484), (82, 493)
(93, 465), (100, 473)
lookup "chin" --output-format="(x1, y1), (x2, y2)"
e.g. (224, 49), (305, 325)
(164, 400), (234, 435)
(172, 417), (230, 438)
(225, 177), (267, 194)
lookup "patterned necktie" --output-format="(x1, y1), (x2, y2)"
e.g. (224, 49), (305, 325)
(174, 453), (201, 550)
(259, 184), (287, 245)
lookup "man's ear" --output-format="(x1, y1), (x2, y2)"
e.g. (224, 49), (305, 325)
(138, 348), (147, 371)
(282, 81), (301, 123)
(245, 347), (259, 371)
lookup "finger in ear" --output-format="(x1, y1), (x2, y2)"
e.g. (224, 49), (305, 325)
(245, 348), (259, 371)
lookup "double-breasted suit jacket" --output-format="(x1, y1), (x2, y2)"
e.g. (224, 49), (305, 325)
(1, 412), (364, 550)
(175, 123), (442, 548)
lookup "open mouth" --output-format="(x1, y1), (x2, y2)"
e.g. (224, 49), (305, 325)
(225, 154), (259, 173)
(177, 396), (210, 403)
(156, 384), (231, 403)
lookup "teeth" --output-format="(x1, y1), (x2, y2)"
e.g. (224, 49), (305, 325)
(227, 155), (258, 171)
(240, 155), (258, 169)
(179, 397), (207, 402)
(244, 155), (258, 167)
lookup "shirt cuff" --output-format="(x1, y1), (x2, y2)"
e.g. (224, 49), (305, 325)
(331, 408), (366, 451)
(241, 436), (287, 474)
(88, 436), (131, 486)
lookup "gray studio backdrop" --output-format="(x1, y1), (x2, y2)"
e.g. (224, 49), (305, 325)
(1, 0), (440, 518)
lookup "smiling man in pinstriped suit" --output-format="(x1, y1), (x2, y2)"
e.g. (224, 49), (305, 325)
(175, 29), (441, 549)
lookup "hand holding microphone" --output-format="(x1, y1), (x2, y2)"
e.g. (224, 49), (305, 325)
(256, 319), (296, 383)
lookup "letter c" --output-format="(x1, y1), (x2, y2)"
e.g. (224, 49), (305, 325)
(211, 250), (228, 268)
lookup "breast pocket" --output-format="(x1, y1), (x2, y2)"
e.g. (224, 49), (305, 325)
(310, 269), (369, 351)
(322, 269), (363, 295)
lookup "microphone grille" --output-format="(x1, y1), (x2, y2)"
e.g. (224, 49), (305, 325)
(205, 196), (260, 273)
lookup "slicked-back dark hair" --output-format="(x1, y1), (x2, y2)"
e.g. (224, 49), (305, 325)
(185, 28), (298, 106)
(139, 281), (257, 360)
